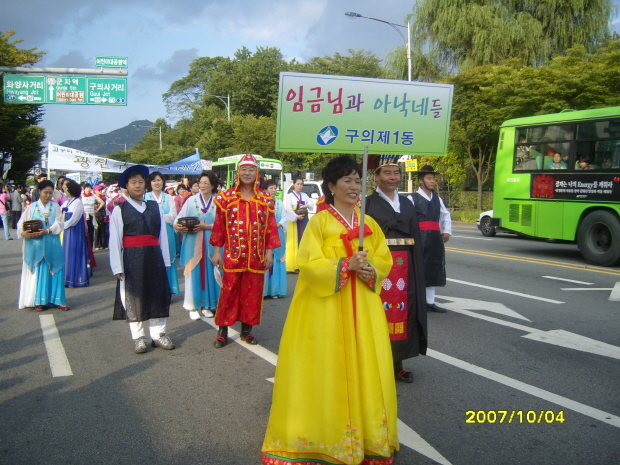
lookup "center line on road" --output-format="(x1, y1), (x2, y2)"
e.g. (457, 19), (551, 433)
(428, 349), (620, 429)
(447, 278), (564, 304)
(543, 276), (593, 285)
(199, 316), (453, 465)
(39, 315), (73, 377)
(450, 235), (494, 241)
(446, 247), (620, 277)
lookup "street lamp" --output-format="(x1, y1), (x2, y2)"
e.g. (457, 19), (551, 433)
(205, 94), (231, 121)
(134, 124), (162, 150)
(107, 142), (127, 152)
(345, 11), (412, 81)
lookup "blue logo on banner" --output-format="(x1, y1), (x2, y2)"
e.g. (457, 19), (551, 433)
(317, 126), (338, 145)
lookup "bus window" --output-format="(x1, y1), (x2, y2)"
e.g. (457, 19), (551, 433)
(515, 133), (570, 171)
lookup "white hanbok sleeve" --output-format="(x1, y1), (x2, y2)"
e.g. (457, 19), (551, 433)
(163, 193), (177, 225)
(62, 199), (84, 229)
(159, 206), (170, 267)
(109, 206), (124, 276)
(283, 192), (298, 222)
(16, 204), (31, 236)
(438, 196), (452, 235)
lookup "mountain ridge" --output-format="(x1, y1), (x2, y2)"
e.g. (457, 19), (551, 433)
(59, 119), (154, 156)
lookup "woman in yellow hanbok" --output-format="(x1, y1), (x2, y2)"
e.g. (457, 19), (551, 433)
(262, 156), (399, 465)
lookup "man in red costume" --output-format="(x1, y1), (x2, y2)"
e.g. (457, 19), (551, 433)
(210, 154), (281, 348)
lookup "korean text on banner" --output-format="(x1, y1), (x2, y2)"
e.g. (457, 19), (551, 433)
(276, 72), (453, 156)
(48, 144), (203, 175)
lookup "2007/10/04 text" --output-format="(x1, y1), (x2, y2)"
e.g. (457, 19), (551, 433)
(465, 410), (566, 424)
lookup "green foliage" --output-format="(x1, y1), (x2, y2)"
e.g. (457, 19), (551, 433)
(0, 30), (46, 182)
(406, 0), (615, 73)
(294, 49), (385, 78)
(144, 46), (385, 171)
(444, 39), (620, 209)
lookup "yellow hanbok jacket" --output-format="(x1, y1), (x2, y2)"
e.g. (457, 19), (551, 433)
(262, 206), (399, 465)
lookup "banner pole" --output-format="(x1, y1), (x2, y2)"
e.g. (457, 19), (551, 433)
(358, 145), (369, 251)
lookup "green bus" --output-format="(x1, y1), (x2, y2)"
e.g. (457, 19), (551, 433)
(490, 106), (620, 266)
(211, 154), (284, 200)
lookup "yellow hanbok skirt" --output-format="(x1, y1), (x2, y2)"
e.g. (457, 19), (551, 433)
(262, 209), (399, 465)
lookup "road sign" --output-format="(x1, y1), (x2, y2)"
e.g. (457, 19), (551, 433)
(95, 56), (128, 68)
(3, 75), (45, 103)
(3, 74), (127, 105)
(86, 78), (126, 105)
(405, 159), (418, 172)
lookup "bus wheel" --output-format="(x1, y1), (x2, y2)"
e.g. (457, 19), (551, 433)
(480, 216), (496, 237)
(577, 211), (620, 267)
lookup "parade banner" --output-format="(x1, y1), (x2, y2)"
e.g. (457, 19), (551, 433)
(276, 72), (453, 156)
(48, 143), (207, 175)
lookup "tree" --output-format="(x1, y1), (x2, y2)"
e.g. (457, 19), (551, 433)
(445, 39), (620, 210)
(0, 30), (46, 182)
(295, 49), (385, 78)
(406, 0), (615, 73)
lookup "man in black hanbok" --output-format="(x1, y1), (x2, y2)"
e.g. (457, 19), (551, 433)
(366, 155), (427, 383)
(409, 164), (452, 313)
(110, 165), (173, 354)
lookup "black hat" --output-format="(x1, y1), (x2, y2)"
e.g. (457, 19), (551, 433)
(416, 164), (440, 176)
(118, 165), (150, 189)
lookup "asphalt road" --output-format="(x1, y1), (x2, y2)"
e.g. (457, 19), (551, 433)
(0, 222), (619, 465)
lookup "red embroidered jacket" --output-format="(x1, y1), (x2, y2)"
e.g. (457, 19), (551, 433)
(210, 186), (281, 272)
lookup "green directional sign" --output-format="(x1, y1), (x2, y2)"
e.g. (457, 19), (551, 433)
(3, 75), (46, 103)
(3, 74), (127, 105)
(95, 56), (128, 68)
(45, 75), (87, 104)
(86, 77), (127, 105)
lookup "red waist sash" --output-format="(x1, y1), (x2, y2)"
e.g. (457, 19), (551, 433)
(123, 235), (159, 248)
(419, 221), (440, 231)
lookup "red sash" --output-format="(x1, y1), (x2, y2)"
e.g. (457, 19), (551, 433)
(123, 235), (159, 248)
(419, 221), (440, 231)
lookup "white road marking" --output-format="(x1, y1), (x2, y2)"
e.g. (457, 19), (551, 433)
(543, 276), (593, 285)
(436, 296), (531, 321)
(450, 235), (493, 241)
(428, 349), (620, 429)
(610, 282), (620, 302)
(39, 315), (73, 377)
(561, 288), (612, 291)
(397, 419), (452, 465)
(447, 278), (564, 304)
(437, 300), (620, 360)
(201, 316), (452, 464)
(522, 330), (620, 360)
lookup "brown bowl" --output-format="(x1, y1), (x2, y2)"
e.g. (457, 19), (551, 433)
(23, 220), (43, 233)
(178, 216), (200, 232)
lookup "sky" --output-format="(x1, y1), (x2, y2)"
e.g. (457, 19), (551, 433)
(2, 0), (620, 148)
(2, 0), (417, 147)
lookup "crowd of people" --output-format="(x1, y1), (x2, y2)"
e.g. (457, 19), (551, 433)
(9, 154), (453, 465)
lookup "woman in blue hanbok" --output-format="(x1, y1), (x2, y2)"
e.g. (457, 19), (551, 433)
(174, 171), (221, 320)
(262, 179), (287, 299)
(145, 171), (180, 294)
(18, 180), (69, 311)
(61, 180), (90, 287)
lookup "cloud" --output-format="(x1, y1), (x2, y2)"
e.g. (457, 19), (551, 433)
(132, 48), (199, 82)
(46, 50), (90, 68)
